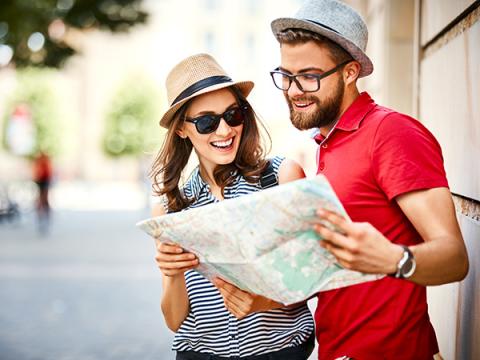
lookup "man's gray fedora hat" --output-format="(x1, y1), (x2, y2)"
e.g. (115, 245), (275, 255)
(271, 0), (373, 77)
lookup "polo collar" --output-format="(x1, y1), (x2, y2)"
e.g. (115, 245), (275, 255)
(314, 92), (375, 143)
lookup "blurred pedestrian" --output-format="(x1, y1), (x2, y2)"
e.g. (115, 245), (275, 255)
(33, 151), (52, 234)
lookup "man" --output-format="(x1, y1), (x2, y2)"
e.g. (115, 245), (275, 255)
(268, 0), (469, 359)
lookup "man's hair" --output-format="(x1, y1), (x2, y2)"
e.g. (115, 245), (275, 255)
(276, 28), (353, 64)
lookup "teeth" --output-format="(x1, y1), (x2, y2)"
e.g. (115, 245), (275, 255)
(212, 138), (233, 148)
(295, 102), (311, 108)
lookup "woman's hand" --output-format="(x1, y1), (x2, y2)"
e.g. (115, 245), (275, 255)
(155, 239), (199, 277)
(213, 278), (284, 319)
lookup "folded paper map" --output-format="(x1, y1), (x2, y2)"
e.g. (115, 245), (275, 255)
(137, 175), (382, 305)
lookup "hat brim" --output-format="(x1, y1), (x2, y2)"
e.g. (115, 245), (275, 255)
(271, 18), (373, 77)
(159, 80), (254, 128)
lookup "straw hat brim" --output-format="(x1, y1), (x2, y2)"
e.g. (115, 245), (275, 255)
(271, 18), (373, 77)
(159, 80), (254, 128)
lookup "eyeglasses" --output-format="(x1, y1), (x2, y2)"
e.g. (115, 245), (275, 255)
(270, 60), (351, 92)
(185, 105), (248, 134)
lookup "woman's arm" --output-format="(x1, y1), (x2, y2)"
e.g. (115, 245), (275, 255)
(152, 203), (198, 331)
(278, 158), (306, 184)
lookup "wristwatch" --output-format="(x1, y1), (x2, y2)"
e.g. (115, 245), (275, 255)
(392, 245), (416, 279)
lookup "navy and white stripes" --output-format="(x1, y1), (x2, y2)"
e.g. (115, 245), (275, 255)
(171, 156), (314, 357)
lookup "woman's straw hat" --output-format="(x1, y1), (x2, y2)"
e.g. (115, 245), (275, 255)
(160, 53), (254, 128)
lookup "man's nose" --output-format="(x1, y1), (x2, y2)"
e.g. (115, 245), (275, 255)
(287, 79), (305, 98)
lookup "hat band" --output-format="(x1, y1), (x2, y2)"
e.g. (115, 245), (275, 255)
(172, 75), (233, 106)
(305, 19), (340, 35)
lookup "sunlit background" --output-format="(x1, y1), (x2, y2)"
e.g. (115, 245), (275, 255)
(0, 0), (316, 214)
(0, 0), (479, 359)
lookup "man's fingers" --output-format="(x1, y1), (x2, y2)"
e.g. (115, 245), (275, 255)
(316, 208), (353, 234)
(315, 223), (352, 250)
(327, 246), (356, 267)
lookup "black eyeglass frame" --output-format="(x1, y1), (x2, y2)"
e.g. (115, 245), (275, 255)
(270, 60), (351, 92)
(184, 104), (249, 134)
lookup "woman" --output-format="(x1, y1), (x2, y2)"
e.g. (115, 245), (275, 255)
(150, 53), (314, 360)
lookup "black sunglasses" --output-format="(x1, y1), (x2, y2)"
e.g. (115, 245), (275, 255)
(185, 105), (248, 134)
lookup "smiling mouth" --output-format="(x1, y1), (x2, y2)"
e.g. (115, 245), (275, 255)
(292, 100), (315, 110)
(211, 137), (234, 149)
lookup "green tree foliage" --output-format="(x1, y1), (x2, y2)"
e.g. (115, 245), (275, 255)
(103, 75), (162, 158)
(2, 68), (61, 156)
(0, 0), (148, 68)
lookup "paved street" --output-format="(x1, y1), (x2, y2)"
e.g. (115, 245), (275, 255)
(0, 208), (175, 360)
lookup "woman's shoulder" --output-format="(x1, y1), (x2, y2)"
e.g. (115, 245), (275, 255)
(269, 155), (305, 184)
(268, 155), (285, 171)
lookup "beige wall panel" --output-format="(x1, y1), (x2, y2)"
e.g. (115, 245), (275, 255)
(421, 0), (476, 45)
(388, 41), (414, 116)
(419, 22), (480, 201)
(427, 213), (480, 360)
(427, 282), (459, 360)
(359, 0), (414, 115)
(390, 0), (415, 40)
(359, 2), (387, 105)
(456, 215), (480, 360)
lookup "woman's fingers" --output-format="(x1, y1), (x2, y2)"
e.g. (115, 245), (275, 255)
(157, 258), (198, 270)
(155, 241), (197, 262)
(153, 240), (199, 277)
(156, 241), (184, 254)
(155, 251), (196, 263)
(158, 259), (199, 277)
(222, 294), (248, 319)
(161, 265), (197, 277)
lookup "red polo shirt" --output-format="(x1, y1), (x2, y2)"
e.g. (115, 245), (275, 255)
(314, 92), (447, 359)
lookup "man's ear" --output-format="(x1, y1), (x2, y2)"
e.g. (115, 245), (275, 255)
(344, 61), (361, 85)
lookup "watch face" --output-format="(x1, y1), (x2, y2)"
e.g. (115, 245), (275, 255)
(401, 258), (416, 278)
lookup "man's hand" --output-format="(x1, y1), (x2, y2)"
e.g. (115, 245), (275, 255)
(314, 208), (403, 275)
(213, 278), (283, 319)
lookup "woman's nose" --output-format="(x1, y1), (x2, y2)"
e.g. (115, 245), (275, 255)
(215, 118), (231, 136)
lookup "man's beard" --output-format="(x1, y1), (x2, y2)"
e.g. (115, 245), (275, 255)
(286, 76), (345, 131)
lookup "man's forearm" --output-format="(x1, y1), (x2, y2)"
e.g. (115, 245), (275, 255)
(408, 236), (469, 286)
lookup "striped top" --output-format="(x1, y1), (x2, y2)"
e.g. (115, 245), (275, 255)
(171, 156), (314, 357)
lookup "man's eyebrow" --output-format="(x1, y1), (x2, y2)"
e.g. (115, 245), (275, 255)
(278, 66), (325, 74)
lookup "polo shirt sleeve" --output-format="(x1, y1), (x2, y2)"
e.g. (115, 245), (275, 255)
(371, 112), (449, 201)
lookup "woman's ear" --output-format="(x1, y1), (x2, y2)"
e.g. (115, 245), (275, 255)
(176, 129), (187, 139)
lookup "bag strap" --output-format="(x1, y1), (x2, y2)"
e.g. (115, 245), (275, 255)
(260, 160), (278, 189)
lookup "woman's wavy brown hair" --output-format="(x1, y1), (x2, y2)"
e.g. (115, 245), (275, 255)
(150, 86), (270, 212)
